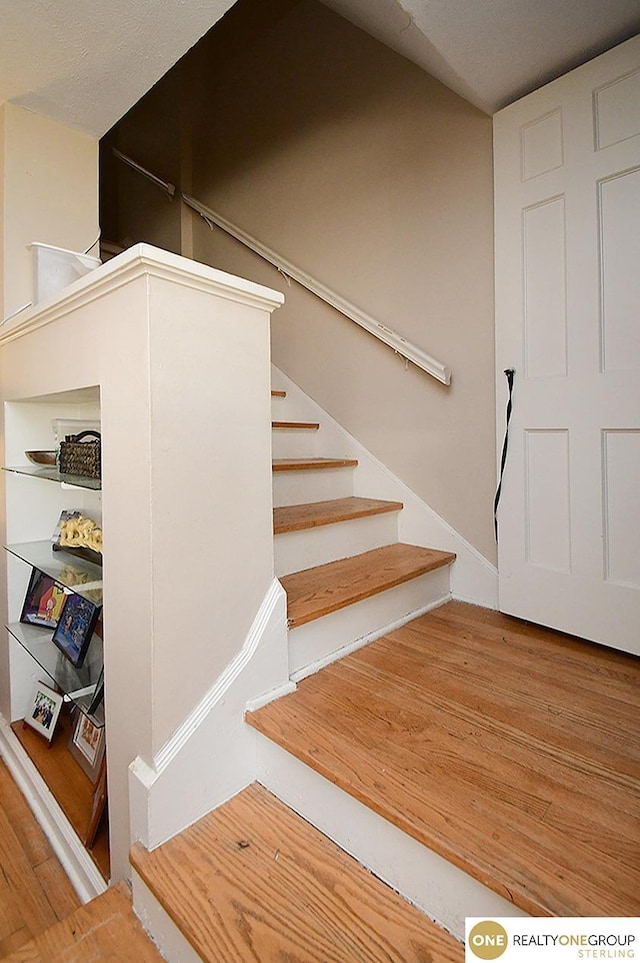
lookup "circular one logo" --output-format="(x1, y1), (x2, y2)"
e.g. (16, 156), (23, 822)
(468, 921), (509, 960)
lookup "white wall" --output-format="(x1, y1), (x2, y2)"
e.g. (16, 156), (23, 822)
(189, 0), (496, 561)
(0, 103), (99, 319)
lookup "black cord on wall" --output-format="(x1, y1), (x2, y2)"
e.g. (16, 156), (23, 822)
(494, 368), (515, 541)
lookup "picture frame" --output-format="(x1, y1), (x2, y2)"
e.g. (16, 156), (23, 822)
(87, 666), (104, 717)
(20, 568), (68, 629)
(24, 682), (64, 743)
(68, 709), (106, 784)
(51, 593), (101, 667)
(84, 755), (107, 848)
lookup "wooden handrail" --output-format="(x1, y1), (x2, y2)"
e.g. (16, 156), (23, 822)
(182, 194), (451, 385)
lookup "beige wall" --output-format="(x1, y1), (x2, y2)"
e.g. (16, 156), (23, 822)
(0, 103), (98, 319)
(103, 0), (497, 561)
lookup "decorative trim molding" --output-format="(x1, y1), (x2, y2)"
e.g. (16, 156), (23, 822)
(152, 579), (284, 774)
(0, 243), (284, 346)
(182, 194), (452, 385)
(0, 714), (107, 902)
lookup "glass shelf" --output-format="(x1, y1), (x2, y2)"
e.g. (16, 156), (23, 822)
(6, 541), (103, 605)
(3, 464), (101, 491)
(7, 621), (104, 728)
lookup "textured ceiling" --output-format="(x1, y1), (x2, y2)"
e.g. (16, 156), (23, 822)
(322, 0), (640, 113)
(0, 0), (237, 137)
(0, 0), (639, 137)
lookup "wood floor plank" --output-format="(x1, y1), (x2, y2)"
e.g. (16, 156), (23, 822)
(32, 857), (81, 922)
(274, 496), (403, 534)
(282, 543), (455, 627)
(248, 601), (640, 918)
(0, 928), (31, 958)
(0, 807), (58, 938)
(2, 883), (163, 963)
(272, 456), (357, 472)
(131, 784), (462, 963)
(0, 763), (53, 870)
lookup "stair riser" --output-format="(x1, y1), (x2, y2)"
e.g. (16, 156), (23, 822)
(132, 870), (202, 963)
(275, 512), (399, 577)
(289, 566), (451, 678)
(255, 734), (528, 941)
(272, 468), (355, 507)
(271, 428), (319, 459)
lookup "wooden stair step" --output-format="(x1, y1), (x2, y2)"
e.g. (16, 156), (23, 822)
(130, 783), (462, 963)
(271, 420), (319, 430)
(274, 496), (403, 534)
(282, 543), (456, 628)
(2, 882), (163, 962)
(270, 389), (286, 397)
(273, 456), (357, 472)
(248, 601), (640, 919)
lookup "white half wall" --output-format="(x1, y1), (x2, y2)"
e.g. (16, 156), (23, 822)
(129, 579), (292, 853)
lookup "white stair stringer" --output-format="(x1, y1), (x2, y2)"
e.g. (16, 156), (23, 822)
(254, 731), (529, 942)
(275, 509), (400, 577)
(271, 365), (498, 607)
(289, 563), (452, 679)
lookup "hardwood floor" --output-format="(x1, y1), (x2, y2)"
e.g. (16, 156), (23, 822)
(248, 600), (640, 918)
(0, 759), (80, 956)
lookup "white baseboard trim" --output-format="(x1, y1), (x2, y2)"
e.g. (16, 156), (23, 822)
(256, 734), (528, 941)
(0, 713), (107, 902)
(245, 680), (297, 713)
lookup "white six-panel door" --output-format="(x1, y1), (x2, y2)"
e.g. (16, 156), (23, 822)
(494, 35), (640, 656)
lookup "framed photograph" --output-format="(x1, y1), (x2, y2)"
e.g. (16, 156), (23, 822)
(52, 593), (101, 667)
(20, 568), (67, 628)
(24, 682), (64, 742)
(68, 709), (105, 783)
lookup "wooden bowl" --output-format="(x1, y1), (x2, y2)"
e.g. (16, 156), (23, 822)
(25, 450), (57, 467)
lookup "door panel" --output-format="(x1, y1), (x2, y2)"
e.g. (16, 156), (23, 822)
(494, 35), (640, 655)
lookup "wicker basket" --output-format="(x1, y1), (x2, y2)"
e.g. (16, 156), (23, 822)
(59, 430), (101, 480)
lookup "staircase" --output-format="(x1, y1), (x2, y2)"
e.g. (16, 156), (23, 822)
(128, 380), (463, 960)
(270, 386), (455, 678)
(22, 378), (638, 960)
(127, 379), (639, 959)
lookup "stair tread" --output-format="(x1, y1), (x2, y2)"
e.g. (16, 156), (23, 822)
(270, 389), (286, 397)
(248, 601), (640, 919)
(2, 882), (162, 962)
(272, 420), (319, 430)
(273, 456), (357, 472)
(274, 496), (403, 534)
(130, 784), (462, 963)
(282, 543), (455, 627)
